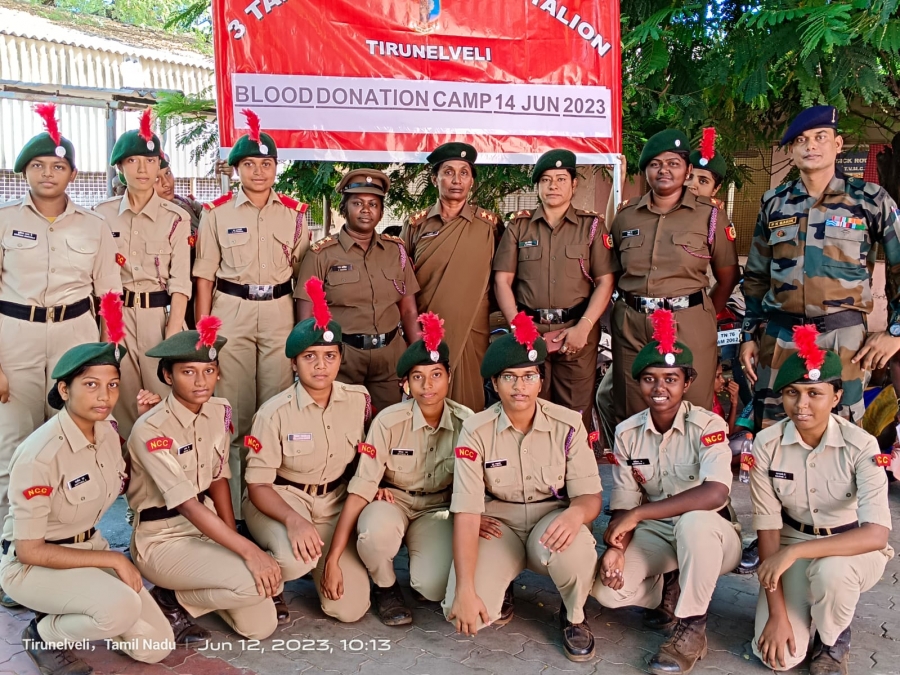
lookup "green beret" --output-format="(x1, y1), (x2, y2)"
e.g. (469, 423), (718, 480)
(639, 129), (691, 171)
(285, 318), (343, 359)
(336, 168), (390, 197)
(14, 133), (76, 174)
(532, 149), (577, 183)
(52, 342), (126, 380)
(228, 132), (277, 167)
(397, 339), (450, 378)
(480, 332), (547, 379)
(427, 142), (477, 167)
(772, 350), (842, 393)
(147, 330), (226, 384)
(631, 340), (694, 379)
(110, 130), (163, 166)
(160, 152), (170, 170)
(688, 149), (726, 183)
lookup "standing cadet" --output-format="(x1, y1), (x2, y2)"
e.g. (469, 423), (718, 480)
(592, 310), (741, 675)
(127, 318), (282, 642)
(193, 109), (309, 518)
(94, 110), (192, 438)
(610, 129), (740, 424)
(401, 143), (501, 413)
(749, 326), (893, 673)
(443, 313), (602, 662)
(740, 105), (900, 426)
(0, 103), (122, 530)
(296, 169), (420, 414)
(494, 149), (616, 427)
(1, 333), (174, 675)
(322, 312), (470, 625)
(244, 278), (372, 624)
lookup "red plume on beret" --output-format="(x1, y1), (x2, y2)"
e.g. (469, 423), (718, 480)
(419, 312), (445, 353)
(650, 309), (680, 355)
(138, 109), (153, 142)
(700, 127), (716, 162)
(196, 315), (223, 350)
(98, 292), (125, 347)
(241, 109), (262, 143)
(34, 103), (61, 145)
(792, 324), (825, 374)
(511, 311), (540, 351)
(305, 277), (332, 330)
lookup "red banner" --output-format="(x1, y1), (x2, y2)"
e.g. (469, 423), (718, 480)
(212, 0), (621, 163)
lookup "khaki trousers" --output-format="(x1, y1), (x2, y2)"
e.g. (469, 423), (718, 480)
(612, 297), (717, 425)
(212, 291), (295, 517)
(0, 312), (98, 522)
(356, 489), (453, 601)
(243, 484), (370, 623)
(1, 534), (173, 663)
(753, 530), (893, 671)
(115, 305), (171, 438)
(131, 510), (279, 640)
(337, 337), (404, 416)
(538, 320), (600, 429)
(592, 510), (741, 618)
(442, 500), (597, 626)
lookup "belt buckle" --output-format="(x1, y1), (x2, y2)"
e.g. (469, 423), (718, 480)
(248, 284), (274, 301)
(638, 296), (660, 313)
(73, 531), (86, 543)
(371, 334), (382, 347)
(670, 296), (690, 311)
(304, 483), (316, 495)
(538, 309), (559, 325)
(46, 306), (55, 323)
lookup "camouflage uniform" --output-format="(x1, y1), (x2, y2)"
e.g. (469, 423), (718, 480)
(743, 173), (900, 426)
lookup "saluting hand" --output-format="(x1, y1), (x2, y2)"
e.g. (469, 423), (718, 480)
(598, 548), (625, 590)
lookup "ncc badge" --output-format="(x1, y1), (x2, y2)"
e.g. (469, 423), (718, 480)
(604, 452), (619, 466)
(588, 430), (600, 446)
(602, 233), (613, 250)
(23, 485), (52, 500)
(874, 453), (892, 467)
(115, 252), (126, 267)
(725, 224), (736, 242)
(146, 437), (173, 452)
(632, 467), (647, 484)
(358, 442), (377, 459)
(455, 446), (477, 461)
(701, 431), (726, 447)
(740, 453), (756, 471)
(188, 235), (197, 248)
(244, 435), (263, 453)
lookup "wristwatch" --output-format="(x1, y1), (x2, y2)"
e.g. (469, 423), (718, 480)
(890, 323), (900, 337)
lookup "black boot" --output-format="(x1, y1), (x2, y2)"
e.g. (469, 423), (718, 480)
(736, 539), (759, 575)
(644, 570), (680, 631)
(494, 582), (515, 627)
(22, 618), (93, 675)
(648, 614), (708, 675)
(809, 628), (851, 675)
(372, 582), (412, 626)
(273, 592), (290, 625)
(149, 586), (210, 647)
(559, 603), (595, 662)
(0, 590), (21, 609)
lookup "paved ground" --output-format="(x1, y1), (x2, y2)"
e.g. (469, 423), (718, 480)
(2, 466), (899, 675)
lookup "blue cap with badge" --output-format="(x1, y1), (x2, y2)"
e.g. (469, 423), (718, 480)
(780, 105), (838, 146)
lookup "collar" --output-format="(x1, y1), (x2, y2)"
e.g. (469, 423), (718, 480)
(643, 401), (687, 437)
(794, 172), (846, 198)
(781, 415), (846, 451)
(57, 407), (95, 453)
(118, 189), (162, 221)
(531, 204), (579, 226)
(496, 399), (552, 434)
(411, 400), (456, 432)
(166, 393), (205, 428)
(637, 188), (696, 213)
(338, 226), (384, 252)
(235, 185), (278, 209)
(428, 201), (474, 223)
(294, 380), (347, 410)
(21, 191), (77, 221)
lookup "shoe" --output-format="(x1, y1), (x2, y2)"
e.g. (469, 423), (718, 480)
(493, 582), (515, 627)
(648, 614), (708, 675)
(372, 582), (412, 626)
(0, 591), (21, 609)
(735, 539), (759, 575)
(559, 603), (595, 662)
(809, 628), (851, 675)
(643, 570), (680, 631)
(22, 618), (93, 675)
(149, 586), (210, 647)
(273, 592), (290, 625)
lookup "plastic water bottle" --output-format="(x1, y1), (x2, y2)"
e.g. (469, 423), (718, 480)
(738, 435), (753, 484)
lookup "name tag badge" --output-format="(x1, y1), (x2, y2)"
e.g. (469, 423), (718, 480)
(768, 216), (798, 230)
(621, 229), (640, 238)
(626, 458), (650, 466)
(227, 227), (248, 235)
(517, 240), (539, 248)
(287, 433), (312, 441)
(67, 474), (90, 489)
(177, 443), (193, 455)
(768, 470), (794, 480)
(390, 448), (414, 456)
(330, 264), (353, 272)
(485, 459), (508, 469)
(421, 230), (440, 239)
(12, 230), (37, 241)
(111, 231), (121, 238)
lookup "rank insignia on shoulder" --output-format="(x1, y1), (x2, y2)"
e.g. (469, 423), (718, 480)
(725, 224), (736, 242)
(602, 233), (614, 249)
(146, 437), (173, 452)
(604, 451), (619, 465)
(455, 446), (477, 461)
(515, 209), (531, 218)
(23, 485), (53, 499)
(874, 453), (892, 467)
(115, 253), (126, 267)
(701, 431), (725, 447)
(358, 442), (377, 459)
(244, 435), (263, 453)
(617, 199), (630, 212)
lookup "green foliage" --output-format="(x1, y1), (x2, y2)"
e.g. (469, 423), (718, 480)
(154, 90), (218, 168)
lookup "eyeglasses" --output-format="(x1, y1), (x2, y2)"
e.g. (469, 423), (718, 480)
(498, 373), (541, 385)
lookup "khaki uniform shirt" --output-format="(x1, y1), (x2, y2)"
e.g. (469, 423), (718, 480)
(245, 381), (370, 486)
(2, 408), (125, 542)
(611, 190), (737, 297)
(348, 398), (472, 502)
(294, 227), (419, 335)
(451, 399), (602, 515)
(93, 191), (192, 298)
(609, 402), (733, 511)
(193, 187), (309, 285)
(126, 394), (232, 513)
(0, 192), (122, 306)
(750, 415), (892, 533)
(493, 204), (615, 309)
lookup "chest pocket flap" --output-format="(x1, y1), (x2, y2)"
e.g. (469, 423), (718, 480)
(3, 231), (39, 250)
(673, 462), (701, 483)
(825, 478), (858, 502)
(67, 235), (100, 255)
(767, 224), (800, 246)
(326, 267), (361, 286)
(619, 234), (644, 250)
(57, 473), (101, 523)
(517, 245), (543, 262)
(283, 433), (315, 458)
(672, 232), (707, 250)
(145, 240), (173, 256)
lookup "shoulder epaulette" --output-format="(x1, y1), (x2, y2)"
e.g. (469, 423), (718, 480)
(474, 207), (499, 225)
(513, 209), (532, 219)
(160, 199), (190, 219)
(381, 233), (405, 245)
(761, 181), (793, 206)
(541, 400), (582, 427)
(462, 404), (502, 433)
(277, 194), (309, 213)
(94, 195), (121, 208)
(695, 195), (715, 208)
(616, 199), (634, 213)
(711, 197), (725, 209)
(685, 406), (717, 429)
(407, 208), (429, 227)
(575, 208), (599, 217)
(310, 235), (339, 253)
(616, 409), (648, 434)
(204, 193), (234, 210)
(377, 400), (415, 427)
(341, 382), (371, 397)
(446, 398), (475, 420)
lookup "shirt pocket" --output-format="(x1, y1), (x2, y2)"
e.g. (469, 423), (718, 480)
(541, 465), (566, 494)
(145, 240), (173, 269)
(485, 462), (517, 490)
(282, 433), (318, 473)
(672, 232), (708, 256)
(379, 266), (405, 301)
(387, 449), (417, 475)
(565, 244), (590, 279)
(517, 245), (543, 280)
(65, 235), (100, 274)
(672, 462), (701, 490)
(212, 444), (228, 481)
(272, 227), (294, 267)
(822, 227), (866, 268)
(217, 224), (253, 268)
(770, 473), (797, 507)
(825, 478), (858, 504)
(56, 473), (101, 524)
(325, 266), (361, 289)
(766, 224), (800, 271)
(2, 230), (39, 252)
(626, 459), (655, 484)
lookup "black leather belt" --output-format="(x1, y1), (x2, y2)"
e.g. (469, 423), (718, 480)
(122, 289), (170, 309)
(274, 473), (347, 497)
(768, 310), (864, 334)
(343, 328), (398, 350)
(620, 290), (705, 314)
(782, 510), (858, 537)
(2, 527), (96, 555)
(380, 481), (449, 498)
(520, 299), (589, 326)
(139, 490), (209, 522)
(216, 278), (292, 301)
(0, 297), (92, 323)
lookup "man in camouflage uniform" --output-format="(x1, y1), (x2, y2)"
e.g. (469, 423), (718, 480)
(741, 105), (900, 426)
